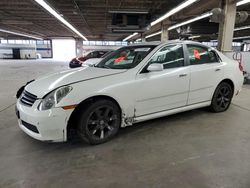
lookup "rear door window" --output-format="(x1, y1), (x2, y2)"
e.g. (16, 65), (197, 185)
(187, 44), (219, 65)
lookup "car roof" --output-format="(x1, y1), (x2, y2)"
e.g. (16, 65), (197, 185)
(128, 40), (210, 48)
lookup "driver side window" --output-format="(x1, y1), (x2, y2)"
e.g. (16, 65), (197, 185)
(149, 44), (184, 69)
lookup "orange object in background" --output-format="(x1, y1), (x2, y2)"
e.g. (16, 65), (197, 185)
(193, 49), (201, 60)
(114, 52), (127, 63)
(114, 56), (125, 63)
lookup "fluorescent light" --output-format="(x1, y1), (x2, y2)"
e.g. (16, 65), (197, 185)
(151, 0), (198, 26)
(34, 0), (88, 41)
(168, 12), (212, 31)
(188, 35), (201, 39)
(212, 36), (250, 41)
(234, 25), (250, 31)
(237, 0), (250, 6)
(145, 31), (162, 39)
(166, 0), (249, 32)
(0, 28), (43, 40)
(123, 32), (138, 41)
(233, 36), (250, 40)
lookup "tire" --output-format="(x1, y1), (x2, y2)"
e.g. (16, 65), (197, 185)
(77, 99), (121, 145)
(210, 82), (233, 113)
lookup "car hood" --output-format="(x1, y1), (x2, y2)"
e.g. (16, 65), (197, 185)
(84, 58), (102, 66)
(25, 66), (126, 98)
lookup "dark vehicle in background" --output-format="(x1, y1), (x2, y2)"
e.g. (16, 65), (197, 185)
(69, 50), (112, 68)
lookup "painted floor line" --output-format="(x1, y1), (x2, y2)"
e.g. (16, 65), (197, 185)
(232, 103), (250, 112)
(0, 103), (16, 113)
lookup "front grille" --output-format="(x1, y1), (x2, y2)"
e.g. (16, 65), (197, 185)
(21, 120), (39, 133)
(20, 90), (37, 107)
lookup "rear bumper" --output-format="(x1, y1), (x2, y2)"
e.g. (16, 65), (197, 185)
(16, 99), (73, 142)
(234, 74), (244, 96)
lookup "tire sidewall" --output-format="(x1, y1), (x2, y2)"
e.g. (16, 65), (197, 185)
(77, 99), (121, 144)
(211, 82), (233, 112)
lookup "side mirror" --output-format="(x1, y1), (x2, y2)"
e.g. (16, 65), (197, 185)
(147, 63), (164, 72)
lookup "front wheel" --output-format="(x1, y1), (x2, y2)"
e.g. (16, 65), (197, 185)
(210, 82), (233, 113)
(77, 99), (121, 145)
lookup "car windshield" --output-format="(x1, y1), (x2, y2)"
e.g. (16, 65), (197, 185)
(95, 46), (156, 69)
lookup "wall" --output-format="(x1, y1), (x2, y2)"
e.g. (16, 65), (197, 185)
(0, 43), (36, 59)
(36, 41), (52, 58)
(20, 49), (36, 59)
(52, 39), (76, 61)
(224, 52), (250, 73)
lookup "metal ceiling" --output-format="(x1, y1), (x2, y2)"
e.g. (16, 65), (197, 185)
(0, 0), (249, 41)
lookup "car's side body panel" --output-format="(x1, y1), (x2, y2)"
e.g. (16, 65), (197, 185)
(216, 50), (244, 94)
(135, 66), (190, 116)
(187, 62), (226, 104)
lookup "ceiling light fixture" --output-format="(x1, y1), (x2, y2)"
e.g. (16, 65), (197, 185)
(233, 36), (250, 40)
(126, 0), (250, 42)
(237, 0), (250, 6)
(151, 0), (198, 26)
(168, 12), (213, 31)
(164, 0), (249, 33)
(188, 35), (201, 39)
(145, 31), (162, 39)
(34, 0), (88, 41)
(211, 35), (250, 41)
(234, 25), (250, 31)
(0, 28), (43, 40)
(123, 32), (138, 41)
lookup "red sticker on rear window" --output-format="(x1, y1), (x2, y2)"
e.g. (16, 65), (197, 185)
(193, 49), (201, 60)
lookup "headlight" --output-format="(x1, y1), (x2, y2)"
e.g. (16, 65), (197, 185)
(38, 86), (73, 111)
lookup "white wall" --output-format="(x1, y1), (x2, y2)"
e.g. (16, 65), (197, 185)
(20, 49), (36, 59)
(224, 52), (250, 73)
(52, 39), (76, 61)
(37, 43), (52, 58)
(0, 43), (36, 59)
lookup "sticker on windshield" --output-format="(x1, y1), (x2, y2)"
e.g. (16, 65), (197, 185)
(114, 56), (125, 63)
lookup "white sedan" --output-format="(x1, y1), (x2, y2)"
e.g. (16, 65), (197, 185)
(16, 41), (244, 144)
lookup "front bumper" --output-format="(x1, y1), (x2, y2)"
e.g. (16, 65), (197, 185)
(16, 99), (73, 142)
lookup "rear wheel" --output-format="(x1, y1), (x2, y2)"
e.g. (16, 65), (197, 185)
(210, 82), (233, 112)
(77, 99), (121, 145)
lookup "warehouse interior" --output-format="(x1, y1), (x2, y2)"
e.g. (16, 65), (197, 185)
(1, 0), (250, 187)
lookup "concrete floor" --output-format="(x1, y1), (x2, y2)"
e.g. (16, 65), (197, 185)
(0, 59), (250, 188)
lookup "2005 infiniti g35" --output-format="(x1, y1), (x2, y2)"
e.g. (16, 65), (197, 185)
(16, 41), (244, 144)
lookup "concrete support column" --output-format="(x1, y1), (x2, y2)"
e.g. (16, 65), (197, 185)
(217, 0), (237, 52)
(161, 23), (169, 42)
(76, 39), (83, 57)
(141, 34), (146, 42)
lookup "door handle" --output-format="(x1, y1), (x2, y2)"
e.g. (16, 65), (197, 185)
(215, 68), (221, 72)
(179, 73), (187, 77)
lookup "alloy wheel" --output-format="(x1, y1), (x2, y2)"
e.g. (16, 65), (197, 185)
(86, 105), (118, 140)
(216, 86), (231, 110)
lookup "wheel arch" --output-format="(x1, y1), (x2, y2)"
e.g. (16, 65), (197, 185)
(219, 78), (235, 94)
(66, 95), (122, 140)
